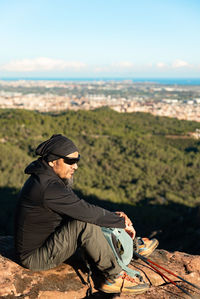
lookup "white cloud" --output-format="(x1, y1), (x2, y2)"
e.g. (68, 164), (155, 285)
(1, 57), (196, 74)
(156, 62), (167, 68)
(94, 66), (110, 72)
(0, 57), (86, 72)
(155, 60), (194, 70)
(94, 61), (134, 73)
(111, 61), (134, 68)
(172, 59), (190, 68)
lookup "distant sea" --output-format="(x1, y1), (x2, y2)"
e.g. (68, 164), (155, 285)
(1, 78), (200, 85)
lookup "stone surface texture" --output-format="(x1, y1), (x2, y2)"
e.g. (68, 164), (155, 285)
(0, 236), (200, 299)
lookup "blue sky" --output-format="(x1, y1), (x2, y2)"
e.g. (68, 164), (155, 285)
(0, 0), (200, 78)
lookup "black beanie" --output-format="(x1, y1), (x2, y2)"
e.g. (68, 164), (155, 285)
(35, 134), (78, 162)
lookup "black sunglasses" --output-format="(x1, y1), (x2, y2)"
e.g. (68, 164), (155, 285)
(51, 153), (80, 165)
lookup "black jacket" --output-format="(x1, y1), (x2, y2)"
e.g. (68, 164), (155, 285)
(15, 158), (125, 261)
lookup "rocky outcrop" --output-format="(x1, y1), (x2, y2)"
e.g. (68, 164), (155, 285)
(0, 236), (200, 298)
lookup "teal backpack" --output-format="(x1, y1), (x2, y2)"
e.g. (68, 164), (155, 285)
(101, 227), (141, 279)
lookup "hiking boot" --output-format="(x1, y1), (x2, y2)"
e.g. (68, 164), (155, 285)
(137, 237), (159, 257)
(99, 271), (149, 294)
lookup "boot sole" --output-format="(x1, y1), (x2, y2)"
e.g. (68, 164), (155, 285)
(99, 284), (149, 294)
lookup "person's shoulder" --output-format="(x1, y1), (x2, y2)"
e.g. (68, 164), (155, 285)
(43, 178), (72, 200)
(45, 177), (68, 192)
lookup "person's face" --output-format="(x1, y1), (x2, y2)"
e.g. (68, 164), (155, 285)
(49, 151), (79, 179)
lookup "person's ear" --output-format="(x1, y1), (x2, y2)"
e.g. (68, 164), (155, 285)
(48, 161), (54, 167)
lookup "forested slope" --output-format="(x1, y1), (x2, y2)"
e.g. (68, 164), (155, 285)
(0, 108), (200, 253)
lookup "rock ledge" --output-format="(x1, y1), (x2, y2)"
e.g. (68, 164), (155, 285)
(0, 236), (200, 298)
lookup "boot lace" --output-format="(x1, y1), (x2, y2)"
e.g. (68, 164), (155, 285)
(121, 272), (136, 283)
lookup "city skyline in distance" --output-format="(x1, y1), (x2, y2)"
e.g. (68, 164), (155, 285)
(0, 0), (200, 78)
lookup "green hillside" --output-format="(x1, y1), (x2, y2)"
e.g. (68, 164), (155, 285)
(0, 108), (200, 253)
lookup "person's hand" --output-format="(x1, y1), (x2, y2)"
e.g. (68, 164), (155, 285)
(124, 225), (136, 239)
(115, 211), (136, 239)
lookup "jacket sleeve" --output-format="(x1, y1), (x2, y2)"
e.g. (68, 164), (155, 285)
(43, 180), (125, 228)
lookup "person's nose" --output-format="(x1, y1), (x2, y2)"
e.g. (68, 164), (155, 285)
(73, 163), (78, 170)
